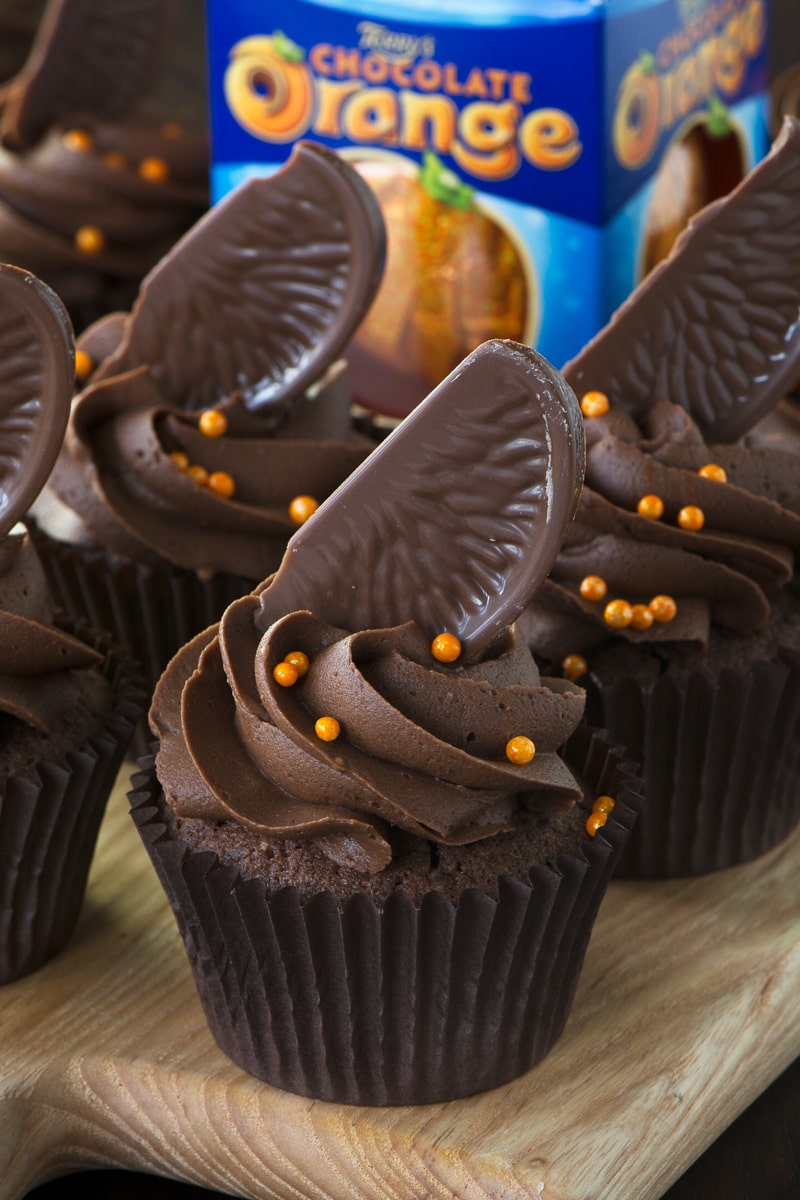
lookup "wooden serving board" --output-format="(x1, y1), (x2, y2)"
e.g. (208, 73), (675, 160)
(1, 767), (799, 1200)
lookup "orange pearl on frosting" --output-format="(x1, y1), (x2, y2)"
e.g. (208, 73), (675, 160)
(562, 653), (588, 680)
(289, 495), (318, 524)
(273, 661), (299, 687)
(315, 716), (341, 742)
(432, 632), (461, 663)
(604, 599), (634, 628)
(678, 505), (705, 531)
(649, 594), (677, 623)
(586, 812), (608, 837)
(506, 736), (536, 765)
(637, 494), (664, 520)
(580, 390), (610, 418)
(198, 409), (228, 438)
(62, 128), (92, 152)
(169, 451), (189, 471)
(188, 464), (209, 486)
(698, 463), (727, 482)
(74, 349), (93, 381)
(284, 650), (310, 677)
(139, 155), (169, 182)
(630, 604), (655, 631)
(74, 225), (105, 255)
(580, 574), (607, 602)
(593, 795), (616, 814)
(208, 471), (235, 498)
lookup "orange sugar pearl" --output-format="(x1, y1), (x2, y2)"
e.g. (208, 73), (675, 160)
(506, 736), (536, 765)
(580, 390), (610, 418)
(74, 225), (105, 255)
(604, 599), (634, 629)
(579, 574), (607, 602)
(593, 795), (616, 814)
(637, 493), (664, 520)
(138, 155), (169, 182)
(630, 603), (655, 631)
(649, 594), (677, 623)
(698, 463), (727, 483)
(586, 811), (609, 837)
(562, 653), (588, 680)
(103, 150), (127, 170)
(284, 650), (310, 677)
(273, 661), (299, 687)
(678, 505), (705, 531)
(289, 494), (318, 524)
(208, 471), (236, 498)
(198, 408), (228, 438)
(169, 451), (190, 471)
(74, 349), (93, 381)
(187, 464), (210, 486)
(315, 716), (341, 742)
(62, 128), (92, 152)
(431, 632), (461, 663)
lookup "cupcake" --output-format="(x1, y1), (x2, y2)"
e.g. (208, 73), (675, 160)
(29, 140), (387, 729)
(0, 262), (143, 984)
(0, 0), (209, 333)
(130, 339), (641, 1105)
(521, 118), (800, 878)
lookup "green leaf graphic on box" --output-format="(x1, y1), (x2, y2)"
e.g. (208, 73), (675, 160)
(420, 152), (474, 211)
(271, 30), (305, 63)
(706, 94), (732, 138)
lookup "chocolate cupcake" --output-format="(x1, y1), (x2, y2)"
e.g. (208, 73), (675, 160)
(29, 141), (386, 739)
(130, 339), (641, 1105)
(521, 118), (800, 878)
(0, 262), (143, 984)
(0, 0), (209, 334)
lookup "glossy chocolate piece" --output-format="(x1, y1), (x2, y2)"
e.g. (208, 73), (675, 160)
(0, 0), (170, 150)
(256, 339), (585, 660)
(0, 262), (73, 535)
(84, 141), (386, 422)
(564, 116), (800, 444)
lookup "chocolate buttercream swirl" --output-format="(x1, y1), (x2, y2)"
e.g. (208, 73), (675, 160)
(0, 530), (101, 732)
(524, 400), (800, 657)
(151, 594), (586, 874)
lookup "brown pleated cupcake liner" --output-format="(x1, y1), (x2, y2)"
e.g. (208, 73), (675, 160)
(0, 621), (145, 985)
(27, 524), (256, 758)
(587, 649), (800, 879)
(129, 726), (641, 1105)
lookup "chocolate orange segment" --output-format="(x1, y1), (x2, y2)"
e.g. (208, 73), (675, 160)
(565, 116), (800, 443)
(256, 339), (585, 660)
(86, 140), (386, 417)
(0, 262), (74, 535)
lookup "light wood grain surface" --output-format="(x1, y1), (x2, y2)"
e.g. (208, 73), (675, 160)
(1, 767), (798, 1200)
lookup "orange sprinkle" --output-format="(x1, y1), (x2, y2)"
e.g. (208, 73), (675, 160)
(138, 155), (169, 182)
(208, 471), (235, 498)
(169, 451), (190, 471)
(630, 604), (655, 631)
(678, 505), (705, 531)
(698, 463), (727, 483)
(431, 632), (461, 663)
(273, 661), (299, 687)
(604, 599), (634, 629)
(289, 494), (318, 524)
(593, 795), (616, 814)
(562, 653), (588, 680)
(637, 494), (664, 520)
(315, 716), (341, 742)
(586, 811), (608, 837)
(74, 225), (105, 255)
(102, 150), (127, 170)
(74, 349), (93, 381)
(580, 574), (607, 602)
(188, 464), (209, 486)
(284, 650), (310, 677)
(580, 390), (610, 418)
(649, 594), (677, 623)
(198, 409), (228, 438)
(62, 128), (92, 152)
(506, 736), (536, 765)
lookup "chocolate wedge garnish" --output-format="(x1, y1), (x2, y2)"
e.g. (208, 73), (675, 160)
(0, 262), (73, 535)
(83, 140), (386, 418)
(0, 0), (171, 150)
(256, 339), (585, 661)
(564, 116), (800, 443)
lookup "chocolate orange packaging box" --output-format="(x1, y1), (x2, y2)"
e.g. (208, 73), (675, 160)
(206, 0), (770, 418)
